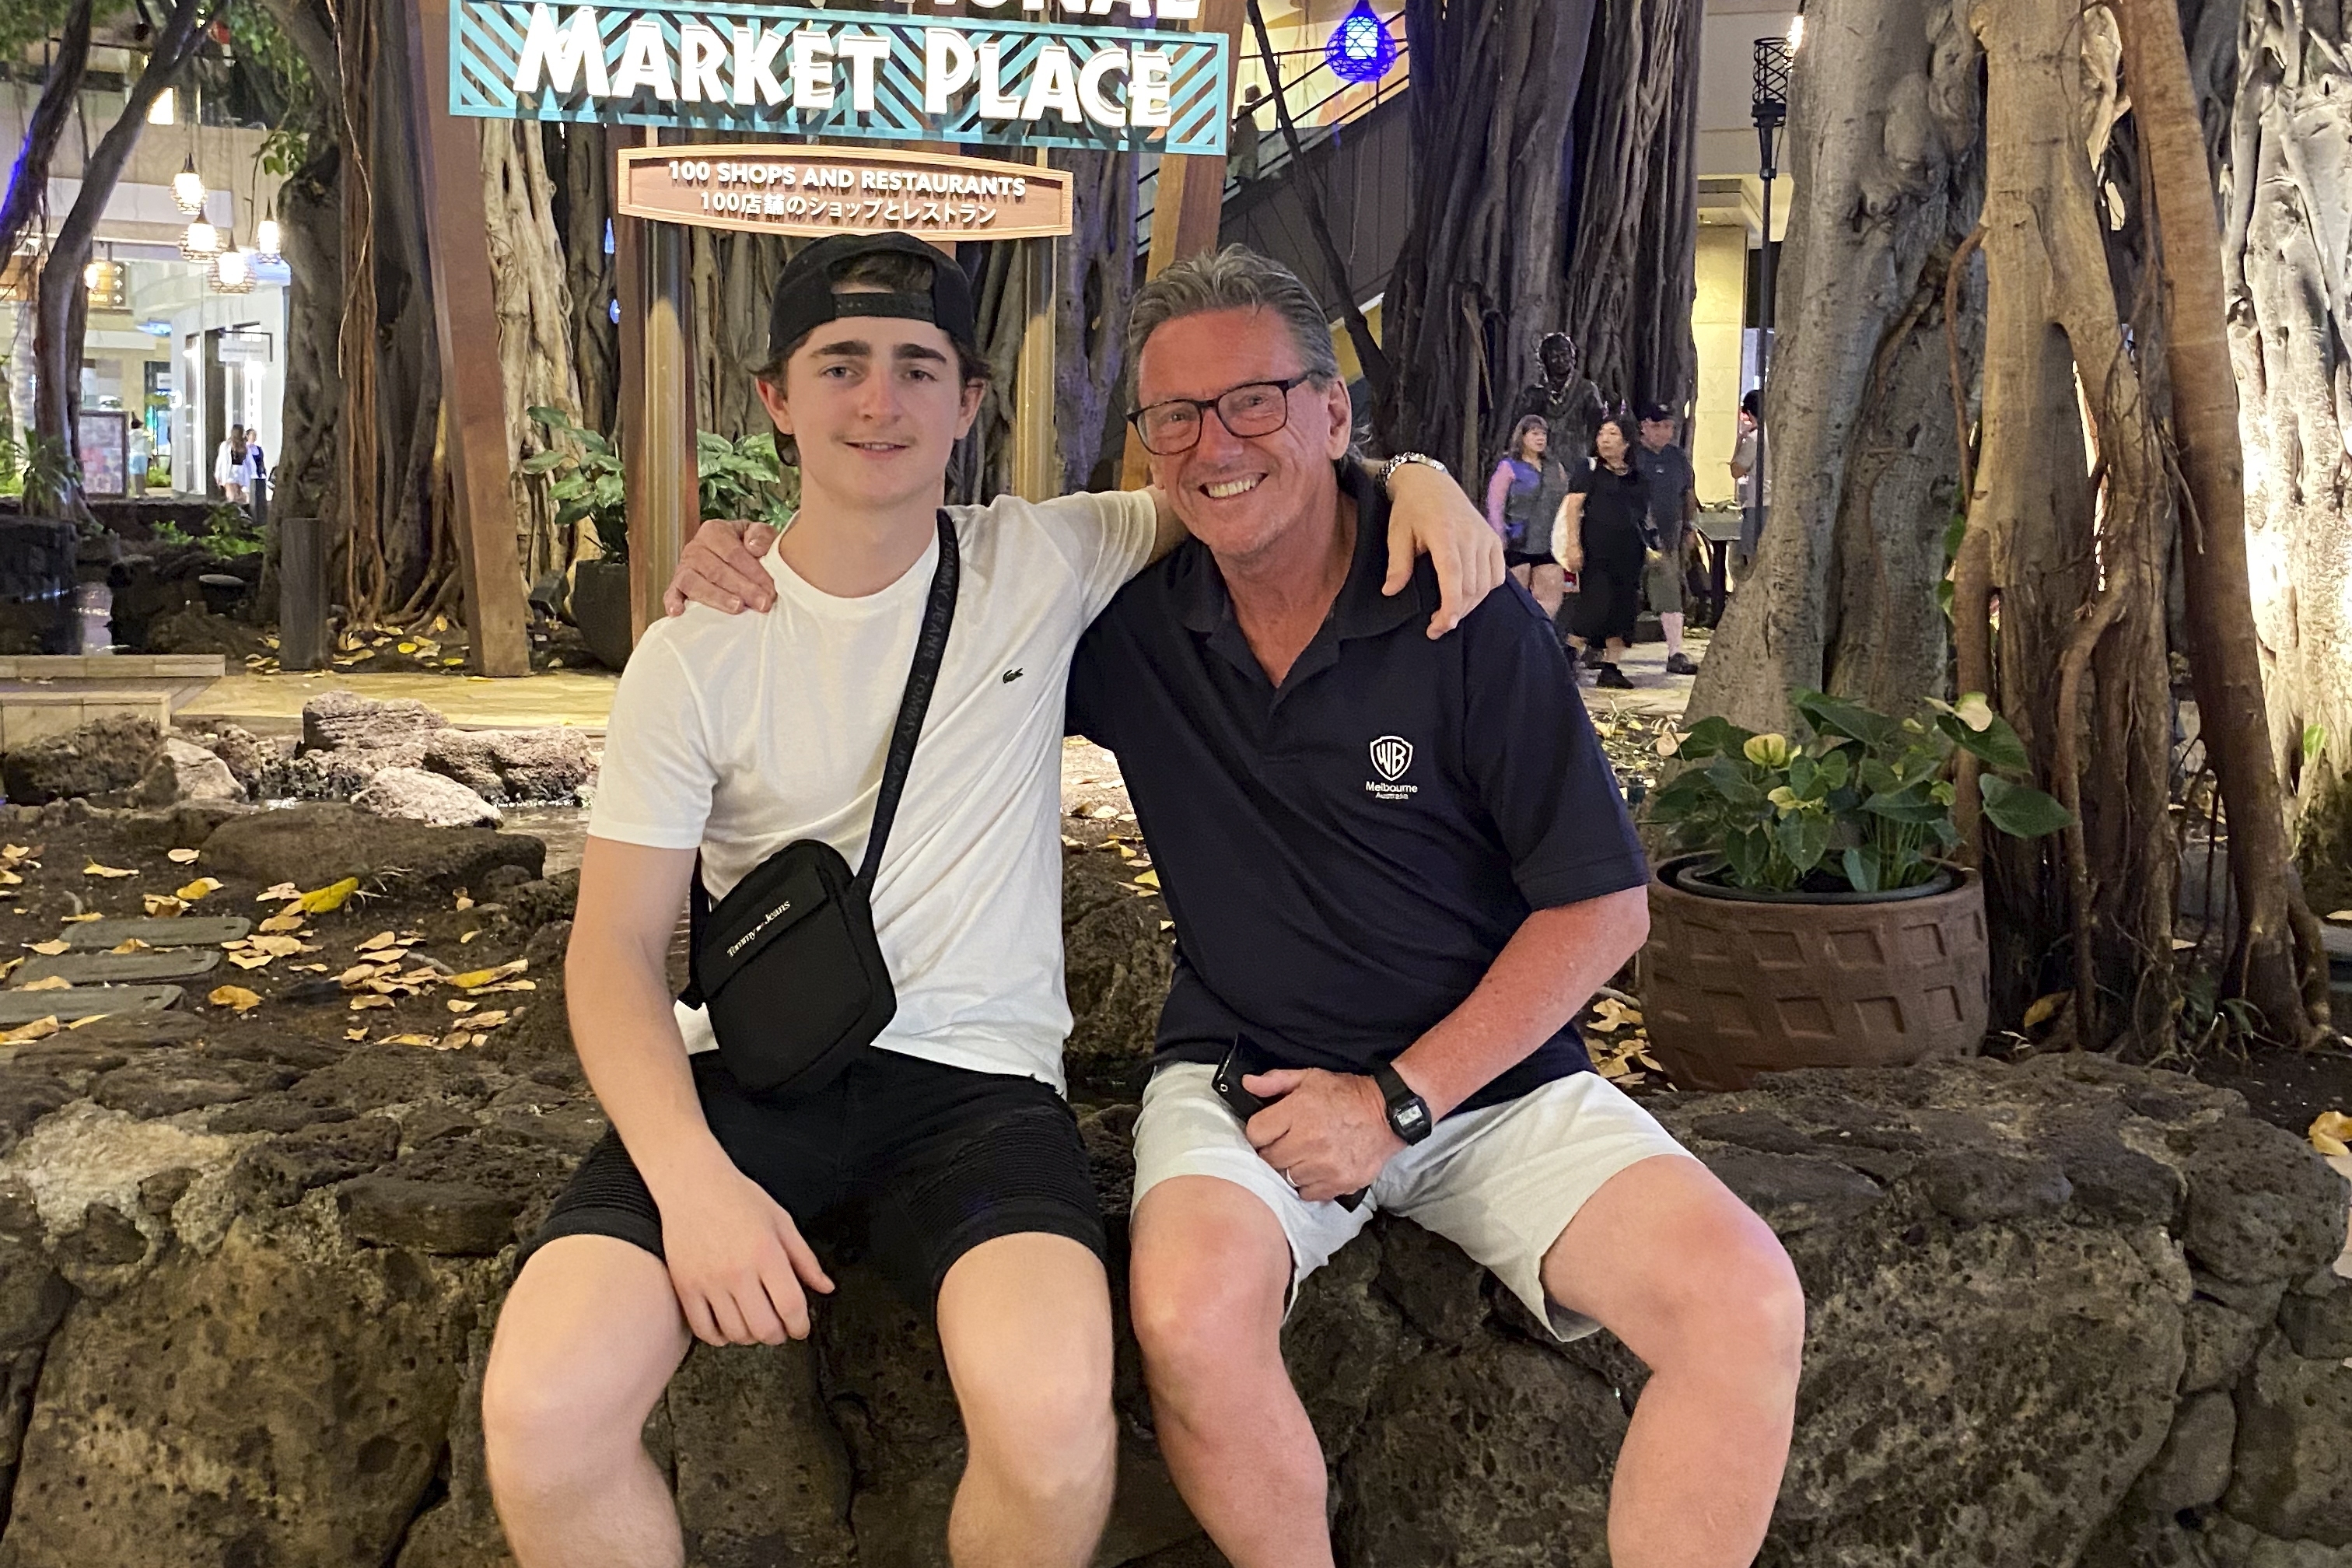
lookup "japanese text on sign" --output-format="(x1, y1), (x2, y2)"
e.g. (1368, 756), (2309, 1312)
(617, 147), (1076, 240)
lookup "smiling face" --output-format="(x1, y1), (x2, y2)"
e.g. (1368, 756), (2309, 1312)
(758, 303), (982, 517)
(1135, 306), (1352, 563)
(1521, 424), (1549, 460)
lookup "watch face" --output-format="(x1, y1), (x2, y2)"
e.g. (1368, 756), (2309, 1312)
(1395, 1102), (1427, 1133)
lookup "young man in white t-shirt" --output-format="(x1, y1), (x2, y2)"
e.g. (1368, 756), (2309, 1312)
(478, 232), (1497, 1568)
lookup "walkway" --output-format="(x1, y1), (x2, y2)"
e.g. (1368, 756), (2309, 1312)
(177, 668), (620, 736)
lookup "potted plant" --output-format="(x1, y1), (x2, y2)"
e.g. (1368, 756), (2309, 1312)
(1637, 688), (2072, 1089)
(525, 407), (630, 671)
(695, 428), (799, 530)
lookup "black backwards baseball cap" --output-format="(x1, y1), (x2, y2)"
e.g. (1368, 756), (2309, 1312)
(766, 232), (980, 369)
(1637, 400), (1675, 423)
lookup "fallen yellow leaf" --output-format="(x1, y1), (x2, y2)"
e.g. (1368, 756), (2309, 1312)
(83, 863), (136, 879)
(454, 894), (474, 912)
(381, 1032), (442, 1047)
(19, 975), (72, 992)
(468, 1010), (511, 1030)
(227, 953), (274, 970)
(59, 913), (102, 923)
(166, 848), (201, 864)
(66, 1013), (110, 1029)
(296, 877), (362, 915)
(397, 642), (418, 654)
(256, 882), (299, 902)
(349, 995), (393, 1011)
(2326, 909), (2352, 924)
(0, 1017), (58, 1043)
(460, 929), (481, 943)
(2022, 991), (2070, 1029)
(470, 978), (536, 993)
(208, 985), (261, 1011)
(0, 871), (19, 886)
(176, 878), (222, 901)
(1132, 869), (1161, 889)
(446, 999), (478, 1013)
(357, 930), (400, 952)
(450, 959), (529, 989)
(111, 939), (152, 954)
(142, 895), (187, 918)
(257, 911), (309, 935)
(249, 934), (306, 957)
(2311, 1110), (2352, 1159)
(25, 940), (68, 956)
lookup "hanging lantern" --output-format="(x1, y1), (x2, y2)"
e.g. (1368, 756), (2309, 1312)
(214, 241), (256, 294)
(173, 153), (208, 215)
(1324, 0), (1397, 84)
(254, 217), (282, 264)
(180, 219), (221, 260)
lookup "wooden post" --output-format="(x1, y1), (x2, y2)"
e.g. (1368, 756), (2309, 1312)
(615, 131), (698, 645)
(1013, 149), (1059, 501)
(1120, 0), (1250, 488)
(278, 513), (327, 671)
(408, 0), (532, 676)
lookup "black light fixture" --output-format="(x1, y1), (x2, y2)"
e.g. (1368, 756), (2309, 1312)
(1749, 26), (1795, 390)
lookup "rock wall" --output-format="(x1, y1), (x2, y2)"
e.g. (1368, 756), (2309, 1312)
(0, 818), (2346, 1567)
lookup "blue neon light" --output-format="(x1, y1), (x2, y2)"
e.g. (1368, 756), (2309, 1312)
(1324, 0), (1395, 84)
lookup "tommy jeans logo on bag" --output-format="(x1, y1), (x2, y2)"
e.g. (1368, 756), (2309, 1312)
(726, 898), (795, 957)
(1366, 735), (1419, 800)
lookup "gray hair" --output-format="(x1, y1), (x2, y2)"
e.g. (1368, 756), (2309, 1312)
(1125, 246), (1341, 398)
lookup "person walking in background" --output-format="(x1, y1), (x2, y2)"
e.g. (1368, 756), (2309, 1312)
(1635, 402), (1699, 676)
(214, 424), (248, 506)
(1731, 390), (1769, 572)
(1552, 414), (1650, 690)
(1485, 415), (1568, 619)
(242, 429), (269, 527)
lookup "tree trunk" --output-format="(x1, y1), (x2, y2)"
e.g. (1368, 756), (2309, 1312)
(481, 119), (584, 583)
(2211, 0), (2352, 950)
(1376, 0), (1591, 474)
(28, 0), (206, 520)
(556, 127), (619, 440)
(1956, 0), (2177, 1048)
(0, 0), (94, 270)
(1052, 151), (1136, 495)
(272, 90), (345, 537)
(2112, 0), (2325, 1041)
(1683, 0), (1985, 732)
(1559, 0), (1706, 415)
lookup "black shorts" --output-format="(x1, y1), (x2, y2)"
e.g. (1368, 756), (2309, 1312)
(1505, 548), (1556, 569)
(520, 1048), (1106, 1306)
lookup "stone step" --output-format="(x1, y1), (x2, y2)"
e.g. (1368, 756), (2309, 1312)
(56, 916), (250, 951)
(12, 949), (222, 987)
(0, 985), (184, 1025)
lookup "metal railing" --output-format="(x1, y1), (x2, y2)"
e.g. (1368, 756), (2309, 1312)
(1134, 37), (1410, 247)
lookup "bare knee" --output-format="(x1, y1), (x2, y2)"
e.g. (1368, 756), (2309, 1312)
(1654, 1226), (1806, 1388)
(481, 1244), (683, 1492)
(961, 1354), (1115, 1506)
(1131, 1237), (1283, 1391)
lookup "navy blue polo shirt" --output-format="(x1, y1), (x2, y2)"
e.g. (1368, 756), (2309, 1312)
(1065, 462), (1649, 1111)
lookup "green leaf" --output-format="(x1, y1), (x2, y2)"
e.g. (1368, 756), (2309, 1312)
(1777, 810), (1830, 874)
(2304, 723), (2328, 768)
(1863, 784), (1950, 825)
(1937, 709), (2030, 772)
(1942, 514), (1969, 561)
(1725, 828), (1770, 887)
(1676, 716), (1752, 761)
(1794, 690), (1902, 750)
(1842, 846), (1881, 894)
(519, 450), (568, 476)
(1979, 775), (2074, 838)
(1703, 755), (1766, 808)
(1814, 749), (1851, 792)
(1787, 752), (1817, 796)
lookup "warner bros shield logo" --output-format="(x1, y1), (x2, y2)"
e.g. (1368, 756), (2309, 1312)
(1366, 735), (1419, 800)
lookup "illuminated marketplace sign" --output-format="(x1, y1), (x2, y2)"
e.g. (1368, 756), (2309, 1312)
(449, 0), (1230, 154)
(617, 144), (1073, 238)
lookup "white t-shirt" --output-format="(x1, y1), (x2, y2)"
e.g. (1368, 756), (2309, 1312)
(588, 489), (1160, 1091)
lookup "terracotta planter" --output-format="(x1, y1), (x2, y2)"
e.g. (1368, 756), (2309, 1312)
(1639, 853), (1990, 1090)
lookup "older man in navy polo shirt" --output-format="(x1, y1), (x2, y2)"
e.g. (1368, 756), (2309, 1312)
(668, 248), (1803, 1568)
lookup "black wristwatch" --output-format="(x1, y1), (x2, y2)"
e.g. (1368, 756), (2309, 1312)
(1371, 1060), (1433, 1145)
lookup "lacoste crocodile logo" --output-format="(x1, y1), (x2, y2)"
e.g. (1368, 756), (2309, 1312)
(1002, 668), (1024, 684)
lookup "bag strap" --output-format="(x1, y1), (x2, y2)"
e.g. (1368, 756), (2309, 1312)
(856, 509), (961, 889)
(681, 511), (960, 1005)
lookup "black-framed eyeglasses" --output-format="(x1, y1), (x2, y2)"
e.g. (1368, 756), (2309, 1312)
(1125, 373), (1317, 456)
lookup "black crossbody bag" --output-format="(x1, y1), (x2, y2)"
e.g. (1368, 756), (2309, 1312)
(678, 511), (959, 1097)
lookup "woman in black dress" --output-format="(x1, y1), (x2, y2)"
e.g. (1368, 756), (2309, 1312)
(1552, 414), (1651, 689)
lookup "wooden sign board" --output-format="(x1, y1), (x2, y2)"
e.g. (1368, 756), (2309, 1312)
(617, 144), (1073, 240)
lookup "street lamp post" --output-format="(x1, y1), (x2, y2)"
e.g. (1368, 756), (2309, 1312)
(1746, 29), (1794, 564)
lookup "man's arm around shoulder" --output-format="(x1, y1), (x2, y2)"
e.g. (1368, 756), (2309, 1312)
(566, 836), (833, 1344)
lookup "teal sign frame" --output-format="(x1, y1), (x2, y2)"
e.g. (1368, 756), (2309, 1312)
(450, 1), (1230, 155)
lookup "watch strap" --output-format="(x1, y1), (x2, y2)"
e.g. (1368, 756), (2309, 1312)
(1372, 1060), (1433, 1144)
(1377, 451), (1449, 495)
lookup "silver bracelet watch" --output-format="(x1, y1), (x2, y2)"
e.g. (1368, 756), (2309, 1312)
(1377, 451), (1450, 495)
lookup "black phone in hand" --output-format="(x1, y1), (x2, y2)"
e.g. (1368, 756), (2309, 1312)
(1213, 1038), (1367, 1211)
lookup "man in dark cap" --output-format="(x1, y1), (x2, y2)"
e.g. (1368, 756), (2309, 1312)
(1636, 401), (1699, 675)
(476, 233), (1497, 1568)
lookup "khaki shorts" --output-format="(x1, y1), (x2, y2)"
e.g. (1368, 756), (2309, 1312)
(1643, 548), (1683, 614)
(1132, 1062), (1695, 1341)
